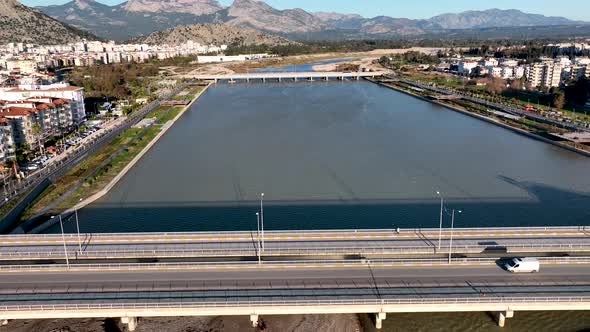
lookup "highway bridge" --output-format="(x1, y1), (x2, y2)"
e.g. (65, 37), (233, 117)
(191, 71), (386, 83)
(0, 227), (588, 261)
(0, 226), (589, 330)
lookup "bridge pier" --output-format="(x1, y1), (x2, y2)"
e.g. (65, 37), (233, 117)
(250, 314), (259, 327)
(495, 310), (514, 327)
(278, 77), (282, 82)
(121, 316), (137, 331)
(375, 312), (386, 329)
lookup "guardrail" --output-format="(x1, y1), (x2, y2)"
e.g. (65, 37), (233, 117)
(1, 257), (589, 271)
(1, 226), (587, 241)
(2, 296), (590, 312)
(2, 243), (590, 259)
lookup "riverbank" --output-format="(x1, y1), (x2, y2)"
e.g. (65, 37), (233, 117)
(368, 78), (590, 158)
(20, 84), (209, 233)
(179, 48), (441, 77)
(64, 83), (211, 215)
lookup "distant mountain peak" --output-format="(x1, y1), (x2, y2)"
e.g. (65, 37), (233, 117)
(34, 2), (586, 41)
(429, 8), (576, 29)
(123, 0), (223, 16)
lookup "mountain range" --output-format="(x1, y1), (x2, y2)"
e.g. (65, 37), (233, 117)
(132, 23), (291, 46)
(36, 0), (588, 41)
(0, 0), (97, 44)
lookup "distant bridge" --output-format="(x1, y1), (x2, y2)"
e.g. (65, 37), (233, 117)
(192, 71), (387, 83)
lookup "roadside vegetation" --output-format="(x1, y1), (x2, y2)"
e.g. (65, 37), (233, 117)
(21, 85), (204, 220)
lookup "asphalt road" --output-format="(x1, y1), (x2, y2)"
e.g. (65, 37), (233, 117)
(0, 265), (588, 306)
(1, 234), (588, 260)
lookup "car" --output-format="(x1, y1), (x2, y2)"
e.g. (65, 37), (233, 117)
(504, 257), (540, 273)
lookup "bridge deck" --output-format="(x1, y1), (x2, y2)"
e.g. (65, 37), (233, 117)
(191, 71), (387, 82)
(1, 227), (588, 260)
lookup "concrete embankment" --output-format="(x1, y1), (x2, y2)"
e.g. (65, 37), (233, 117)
(368, 79), (590, 158)
(64, 83), (211, 214)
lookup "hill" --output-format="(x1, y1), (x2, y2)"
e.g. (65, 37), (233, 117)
(132, 23), (291, 46)
(0, 0), (97, 44)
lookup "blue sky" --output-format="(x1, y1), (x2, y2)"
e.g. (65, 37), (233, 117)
(20, 0), (590, 21)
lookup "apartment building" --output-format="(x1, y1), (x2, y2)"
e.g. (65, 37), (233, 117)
(0, 83), (85, 123)
(0, 117), (15, 164)
(526, 62), (563, 88)
(0, 106), (37, 147)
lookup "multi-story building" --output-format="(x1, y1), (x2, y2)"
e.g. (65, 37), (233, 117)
(457, 61), (479, 75)
(526, 62), (563, 88)
(0, 83), (85, 123)
(0, 106), (38, 147)
(0, 117), (15, 164)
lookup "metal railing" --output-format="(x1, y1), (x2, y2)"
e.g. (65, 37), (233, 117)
(0, 257), (588, 271)
(1, 296), (590, 312)
(0, 226), (587, 241)
(2, 243), (590, 258)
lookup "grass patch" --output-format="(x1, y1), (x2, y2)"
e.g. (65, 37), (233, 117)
(53, 125), (161, 212)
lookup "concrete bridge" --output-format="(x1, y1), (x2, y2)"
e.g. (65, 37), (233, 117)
(1, 226), (588, 261)
(1, 226), (589, 330)
(192, 71), (387, 83)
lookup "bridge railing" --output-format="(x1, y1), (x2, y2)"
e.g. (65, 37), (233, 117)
(2, 243), (590, 258)
(0, 257), (588, 270)
(0, 226), (587, 241)
(1, 296), (590, 312)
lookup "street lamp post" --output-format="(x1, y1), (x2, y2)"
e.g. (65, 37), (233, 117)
(260, 193), (265, 252)
(448, 209), (462, 264)
(75, 209), (82, 254)
(436, 191), (443, 250)
(256, 212), (261, 265)
(53, 215), (70, 269)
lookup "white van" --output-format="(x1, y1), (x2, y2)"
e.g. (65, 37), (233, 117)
(504, 257), (540, 273)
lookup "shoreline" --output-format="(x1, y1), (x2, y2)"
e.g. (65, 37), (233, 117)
(368, 79), (590, 158)
(62, 83), (211, 215)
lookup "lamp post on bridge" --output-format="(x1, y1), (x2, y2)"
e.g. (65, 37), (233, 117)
(256, 212), (261, 265)
(448, 209), (462, 264)
(436, 191), (444, 250)
(52, 215), (70, 269)
(260, 193), (265, 252)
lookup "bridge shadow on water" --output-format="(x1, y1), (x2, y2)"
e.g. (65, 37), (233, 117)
(35, 177), (590, 234)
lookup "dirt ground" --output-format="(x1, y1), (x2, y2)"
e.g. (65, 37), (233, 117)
(174, 47), (442, 77)
(0, 314), (364, 332)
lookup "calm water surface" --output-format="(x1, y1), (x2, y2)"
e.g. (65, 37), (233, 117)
(51, 78), (590, 233)
(45, 65), (590, 331)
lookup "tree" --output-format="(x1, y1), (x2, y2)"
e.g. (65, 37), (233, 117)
(565, 77), (590, 106)
(31, 123), (43, 155)
(485, 77), (506, 95)
(551, 91), (565, 110)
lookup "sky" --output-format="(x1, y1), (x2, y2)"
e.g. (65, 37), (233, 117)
(19, 0), (590, 21)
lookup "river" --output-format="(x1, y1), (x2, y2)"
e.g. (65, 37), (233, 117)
(55, 76), (590, 233)
(45, 60), (590, 331)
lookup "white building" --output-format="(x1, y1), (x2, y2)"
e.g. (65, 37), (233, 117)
(458, 61), (479, 75)
(0, 83), (85, 123)
(526, 62), (563, 88)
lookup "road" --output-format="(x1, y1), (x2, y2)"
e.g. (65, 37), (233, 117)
(0, 265), (588, 306)
(0, 82), (192, 229)
(1, 228), (588, 260)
